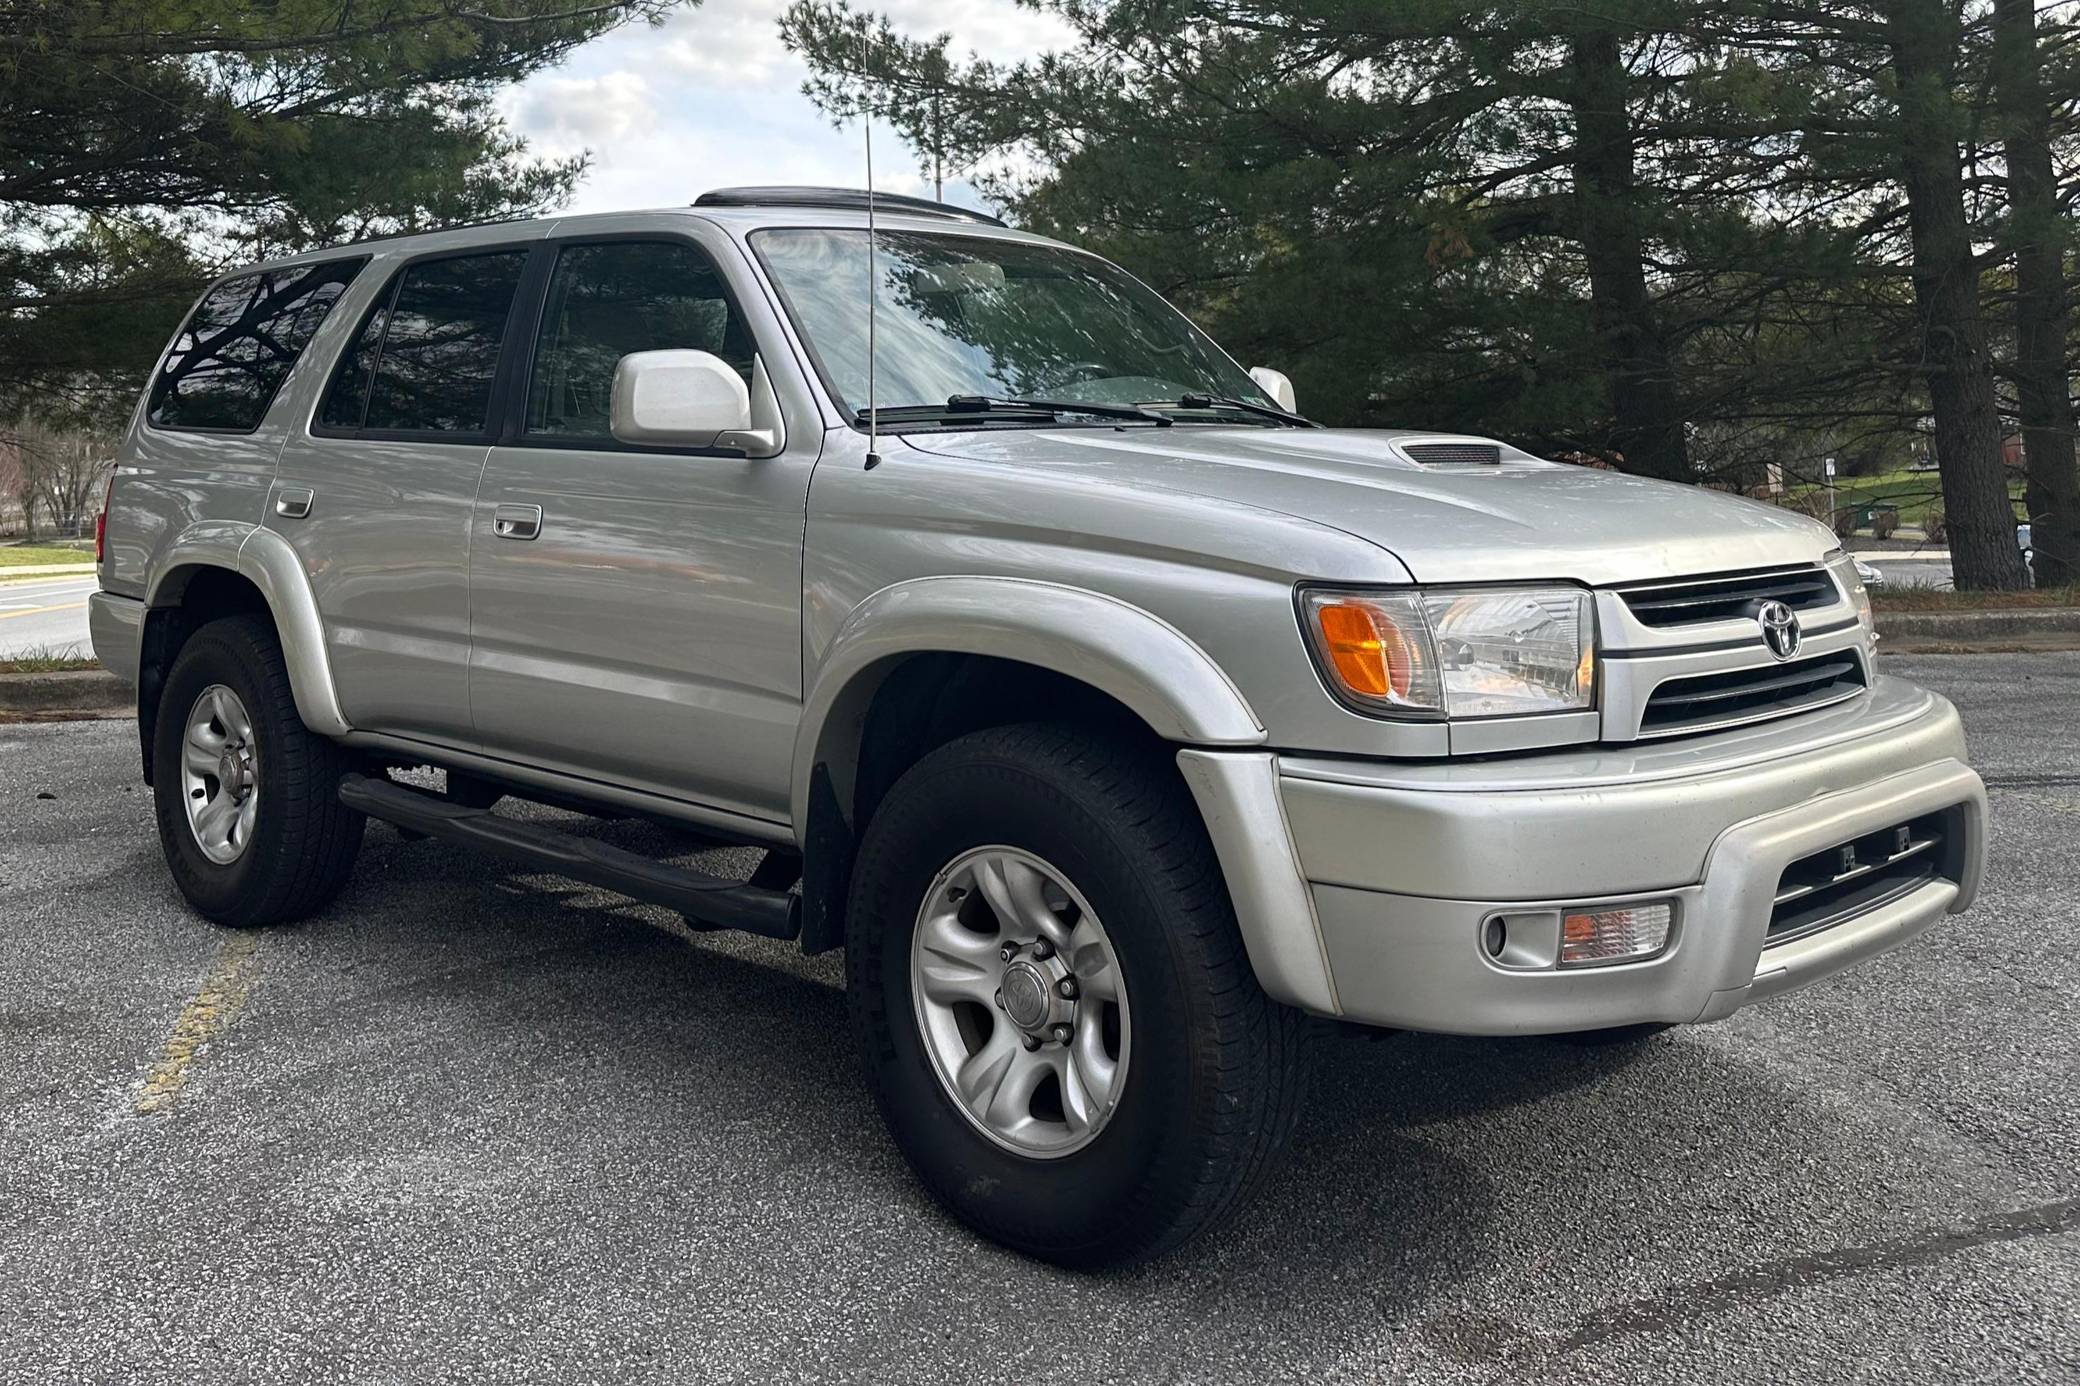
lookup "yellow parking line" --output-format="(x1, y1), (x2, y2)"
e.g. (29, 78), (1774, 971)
(135, 934), (259, 1115)
(0, 600), (86, 621)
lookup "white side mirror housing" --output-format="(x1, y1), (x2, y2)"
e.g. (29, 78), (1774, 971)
(1249, 366), (1297, 414)
(611, 349), (753, 449)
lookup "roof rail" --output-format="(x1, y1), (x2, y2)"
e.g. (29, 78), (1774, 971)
(693, 186), (1007, 228)
(300, 213), (543, 253)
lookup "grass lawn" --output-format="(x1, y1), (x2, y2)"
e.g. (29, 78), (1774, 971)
(0, 543), (94, 567)
(1784, 468), (2026, 528)
(0, 651), (100, 673)
(1872, 583), (2080, 611)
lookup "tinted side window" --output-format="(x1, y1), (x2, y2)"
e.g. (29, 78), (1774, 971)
(149, 260), (365, 431)
(325, 251), (529, 435)
(525, 241), (752, 439)
(318, 301), (390, 431)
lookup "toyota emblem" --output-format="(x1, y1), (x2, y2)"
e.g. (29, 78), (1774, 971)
(1757, 600), (1802, 661)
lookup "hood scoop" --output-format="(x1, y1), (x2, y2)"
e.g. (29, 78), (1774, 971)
(1401, 440), (1502, 467)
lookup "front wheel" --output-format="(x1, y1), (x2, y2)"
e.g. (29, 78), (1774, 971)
(846, 723), (1307, 1267)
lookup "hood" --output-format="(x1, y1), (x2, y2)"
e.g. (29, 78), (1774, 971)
(899, 426), (1838, 586)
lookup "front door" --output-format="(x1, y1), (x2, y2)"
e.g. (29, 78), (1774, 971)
(274, 244), (536, 743)
(466, 235), (816, 827)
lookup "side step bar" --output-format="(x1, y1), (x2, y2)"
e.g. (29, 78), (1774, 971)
(338, 773), (799, 940)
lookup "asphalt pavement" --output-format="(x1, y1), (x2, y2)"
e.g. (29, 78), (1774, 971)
(2, 653), (2075, 1383)
(1862, 552), (1955, 589)
(0, 574), (96, 658)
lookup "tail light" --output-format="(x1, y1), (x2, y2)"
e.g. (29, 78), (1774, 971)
(95, 469), (115, 565)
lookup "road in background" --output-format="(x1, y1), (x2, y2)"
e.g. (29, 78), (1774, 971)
(1, 653), (2074, 1382)
(1851, 547), (1955, 590)
(0, 575), (95, 658)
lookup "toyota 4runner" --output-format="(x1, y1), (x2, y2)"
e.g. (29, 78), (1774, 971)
(91, 187), (1988, 1267)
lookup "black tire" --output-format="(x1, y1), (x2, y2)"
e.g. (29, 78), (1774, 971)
(151, 614), (365, 927)
(847, 722), (1307, 1268)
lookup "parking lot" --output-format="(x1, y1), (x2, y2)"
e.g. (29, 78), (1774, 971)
(3, 652), (2075, 1384)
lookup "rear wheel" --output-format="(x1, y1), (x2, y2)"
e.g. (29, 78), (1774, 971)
(847, 722), (1306, 1267)
(151, 615), (364, 927)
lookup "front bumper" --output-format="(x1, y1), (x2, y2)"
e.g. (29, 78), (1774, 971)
(1182, 677), (1986, 1034)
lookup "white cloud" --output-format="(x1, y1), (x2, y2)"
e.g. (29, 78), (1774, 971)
(875, 0), (1076, 62)
(656, 0), (795, 83)
(513, 71), (659, 160)
(504, 0), (1073, 216)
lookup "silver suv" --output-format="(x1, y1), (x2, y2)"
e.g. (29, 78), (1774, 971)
(92, 187), (1988, 1266)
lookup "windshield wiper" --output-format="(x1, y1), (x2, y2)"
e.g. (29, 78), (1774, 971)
(859, 396), (1173, 427)
(1168, 394), (1319, 427)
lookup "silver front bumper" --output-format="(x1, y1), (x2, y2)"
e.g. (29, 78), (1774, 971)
(1183, 677), (1987, 1033)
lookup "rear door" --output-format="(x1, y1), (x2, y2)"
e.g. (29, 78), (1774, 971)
(466, 229), (817, 825)
(272, 244), (537, 743)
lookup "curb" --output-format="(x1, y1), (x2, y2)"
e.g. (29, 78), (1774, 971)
(0, 562), (97, 580)
(0, 669), (131, 716)
(1875, 607), (2080, 642)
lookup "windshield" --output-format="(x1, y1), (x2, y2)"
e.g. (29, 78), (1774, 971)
(751, 228), (1271, 419)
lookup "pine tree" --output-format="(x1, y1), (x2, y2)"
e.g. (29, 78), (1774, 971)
(0, 0), (682, 423)
(786, 0), (2071, 589)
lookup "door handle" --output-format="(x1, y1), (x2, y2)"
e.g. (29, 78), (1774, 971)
(492, 503), (543, 541)
(275, 487), (314, 519)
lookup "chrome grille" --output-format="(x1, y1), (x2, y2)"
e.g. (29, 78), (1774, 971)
(1617, 566), (1839, 628)
(1638, 653), (1866, 738)
(1768, 813), (1954, 947)
(1403, 442), (1500, 466)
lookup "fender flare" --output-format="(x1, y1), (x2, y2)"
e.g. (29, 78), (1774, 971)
(144, 520), (253, 606)
(144, 523), (351, 739)
(790, 575), (1265, 830)
(237, 528), (352, 737)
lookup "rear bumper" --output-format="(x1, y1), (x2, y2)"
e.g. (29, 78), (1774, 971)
(1184, 678), (1987, 1033)
(88, 590), (144, 687)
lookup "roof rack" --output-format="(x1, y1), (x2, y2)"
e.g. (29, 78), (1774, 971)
(693, 186), (1007, 228)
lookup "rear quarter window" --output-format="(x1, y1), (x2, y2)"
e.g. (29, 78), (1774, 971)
(148, 260), (367, 432)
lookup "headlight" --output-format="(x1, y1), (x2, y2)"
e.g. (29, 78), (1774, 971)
(1823, 549), (1876, 637)
(1301, 586), (1595, 719)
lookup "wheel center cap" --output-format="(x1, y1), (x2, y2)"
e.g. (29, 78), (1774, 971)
(217, 749), (247, 800)
(1000, 961), (1053, 1030)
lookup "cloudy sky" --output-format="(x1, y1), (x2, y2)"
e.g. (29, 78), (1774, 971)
(502, 0), (1074, 218)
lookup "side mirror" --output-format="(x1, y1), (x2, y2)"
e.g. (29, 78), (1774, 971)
(1249, 366), (1297, 414)
(611, 349), (754, 450)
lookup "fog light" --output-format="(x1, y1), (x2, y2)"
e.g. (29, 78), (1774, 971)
(1558, 902), (1673, 967)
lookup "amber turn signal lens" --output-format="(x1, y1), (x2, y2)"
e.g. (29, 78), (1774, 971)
(1314, 601), (1414, 700)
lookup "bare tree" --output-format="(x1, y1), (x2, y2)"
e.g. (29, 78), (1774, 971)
(7, 418), (113, 539)
(0, 430), (35, 537)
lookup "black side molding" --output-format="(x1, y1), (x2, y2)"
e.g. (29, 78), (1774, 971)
(338, 773), (799, 940)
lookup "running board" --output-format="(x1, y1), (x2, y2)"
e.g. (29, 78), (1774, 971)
(338, 773), (799, 940)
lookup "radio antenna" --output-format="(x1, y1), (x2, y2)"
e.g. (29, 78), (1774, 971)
(861, 17), (882, 471)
